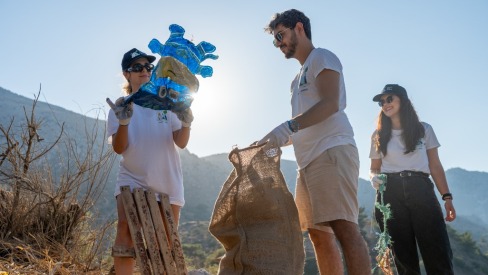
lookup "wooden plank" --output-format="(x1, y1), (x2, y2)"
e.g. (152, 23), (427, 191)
(146, 190), (178, 275)
(159, 193), (187, 275)
(133, 188), (165, 275)
(120, 186), (152, 275)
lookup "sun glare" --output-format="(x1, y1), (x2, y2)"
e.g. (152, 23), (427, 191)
(190, 74), (232, 120)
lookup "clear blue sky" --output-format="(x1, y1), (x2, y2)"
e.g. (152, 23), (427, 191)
(1, 1), (487, 179)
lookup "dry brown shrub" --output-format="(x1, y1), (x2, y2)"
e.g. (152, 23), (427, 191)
(0, 88), (116, 273)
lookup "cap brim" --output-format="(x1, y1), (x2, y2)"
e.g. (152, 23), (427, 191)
(372, 94), (383, 102)
(147, 55), (156, 63)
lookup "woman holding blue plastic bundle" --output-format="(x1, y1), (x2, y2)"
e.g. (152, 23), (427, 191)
(369, 84), (455, 274)
(106, 48), (193, 274)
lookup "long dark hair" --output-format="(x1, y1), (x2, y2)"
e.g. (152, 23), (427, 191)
(374, 95), (425, 156)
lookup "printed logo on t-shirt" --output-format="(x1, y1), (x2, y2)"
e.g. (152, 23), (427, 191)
(298, 66), (309, 94)
(299, 66), (308, 87)
(157, 110), (168, 123)
(415, 138), (425, 151)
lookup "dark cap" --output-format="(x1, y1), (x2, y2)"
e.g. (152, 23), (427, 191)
(121, 48), (156, 71)
(372, 84), (408, 102)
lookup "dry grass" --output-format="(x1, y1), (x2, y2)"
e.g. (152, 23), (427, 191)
(0, 242), (98, 274)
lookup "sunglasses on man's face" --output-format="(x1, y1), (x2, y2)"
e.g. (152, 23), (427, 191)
(127, 63), (154, 73)
(378, 95), (394, 107)
(273, 27), (292, 47)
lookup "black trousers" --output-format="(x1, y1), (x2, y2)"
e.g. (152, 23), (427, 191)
(375, 173), (454, 275)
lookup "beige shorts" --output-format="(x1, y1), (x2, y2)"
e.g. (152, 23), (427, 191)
(295, 144), (360, 233)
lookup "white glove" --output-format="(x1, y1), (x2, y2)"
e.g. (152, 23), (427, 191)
(257, 121), (292, 151)
(106, 97), (133, 126)
(174, 108), (193, 128)
(370, 174), (386, 190)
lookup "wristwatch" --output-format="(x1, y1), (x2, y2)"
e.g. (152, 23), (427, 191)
(442, 193), (453, 201)
(287, 119), (300, 133)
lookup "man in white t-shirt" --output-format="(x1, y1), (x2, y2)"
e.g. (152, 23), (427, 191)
(257, 9), (371, 275)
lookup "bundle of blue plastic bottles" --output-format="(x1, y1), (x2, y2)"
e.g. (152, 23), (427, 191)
(125, 24), (218, 112)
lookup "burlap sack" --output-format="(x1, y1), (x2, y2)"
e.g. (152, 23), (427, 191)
(209, 145), (304, 274)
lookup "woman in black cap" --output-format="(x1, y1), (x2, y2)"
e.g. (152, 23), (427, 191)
(106, 48), (193, 274)
(369, 84), (455, 274)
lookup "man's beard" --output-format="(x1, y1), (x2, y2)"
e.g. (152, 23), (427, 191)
(284, 33), (297, 59)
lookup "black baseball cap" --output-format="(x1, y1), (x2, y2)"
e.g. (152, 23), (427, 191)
(121, 48), (156, 71)
(372, 84), (408, 102)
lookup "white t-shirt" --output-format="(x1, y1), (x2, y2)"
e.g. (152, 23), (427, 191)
(107, 104), (185, 206)
(369, 122), (440, 174)
(290, 48), (356, 169)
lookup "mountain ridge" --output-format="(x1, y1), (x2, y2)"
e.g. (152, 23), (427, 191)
(2, 86), (487, 226)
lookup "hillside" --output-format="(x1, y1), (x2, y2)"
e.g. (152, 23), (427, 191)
(0, 87), (117, 212)
(2, 86), (488, 273)
(5, 86), (487, 227)
(0, 87), (106, 145)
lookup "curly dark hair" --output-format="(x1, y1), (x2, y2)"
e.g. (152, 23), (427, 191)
(374, 94), (425, 156)
(265, 9), (312, 40)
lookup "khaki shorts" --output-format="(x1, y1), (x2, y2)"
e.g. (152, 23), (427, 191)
(295, 144), (360, 233)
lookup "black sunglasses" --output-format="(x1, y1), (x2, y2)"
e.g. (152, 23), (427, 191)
(273, 27), (293, 47)
(378, 95), (394, 107)
(127, 63), (154, 73)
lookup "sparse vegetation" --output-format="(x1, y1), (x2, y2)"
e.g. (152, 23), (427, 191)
(0, 89), (116, 273)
